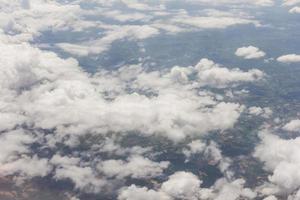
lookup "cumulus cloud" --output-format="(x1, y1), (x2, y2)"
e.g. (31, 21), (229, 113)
(56, 25), (160, 57)
(3, 42), (258, 142)
(0, 42), (259, 145)
(283, 119), (300, 132)
(211, 178), (256, 200)
(282, 0), (300, 6)
(263, 195), (278, 200)
(0, 130), (34, 163)
(183, 140), (233, 176)
(183, 140), (207, 160)
(235, 46), (266, 59)
(0, 155), (52, 178)
(196, 58), (264, 87)
(161, 171), (202, 200)
(277, 54), (300, 63)
(0, 1), (271, 197)
(118, 185), (171, 200)
(254, 131), (300, 196)
(119, 172), (256, 200)
(54, 165), (106, 193)
(0, 0), (90, 42)
(248, 106), (273, 118)
(289, 7), (300, 13)
(98, 156), (169, 179)
(0, 39), (266, 194)
(0, 2), (295, 200)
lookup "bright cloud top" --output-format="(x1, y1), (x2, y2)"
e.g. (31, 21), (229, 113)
(235, 46), (266, 59)
(277, 54), (300, 63)
(0, 38), (265, 195)
(2, 0), (298, 199)
(254, 131), (300, 197)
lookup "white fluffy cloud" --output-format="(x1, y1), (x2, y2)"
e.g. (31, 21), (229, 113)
(1, 1), (298, 200)
(2, 41), (263, 142)
(183, 140), (233, 176)
(263, 195), (278, 200)
(277, 54), (300, 63)
(0, 130), (34, 163)
(183, 140), (206, 159)
(248, 106), (273, 118)
(282, 0), (300, 6)
(254, 131), (300, 196)
(0, 1), (272, 197)
(118, 185), (171, 200)
(161, 172), (202, 200)
(98, 156), (169, 179)
(196, 58), (264, 87)
(289, 7), (300, 13)
(119, 172), (256, 200)
(54, 165), (106, 193)
(211, 178), (256, 200)
(0, 155), (52, 178)
(0, 39), (265, 194)
(283, 119), (300, 132)
(0, 0), (91, 42)
(235, 46), (266, 59)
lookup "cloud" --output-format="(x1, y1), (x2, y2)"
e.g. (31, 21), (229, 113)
(0, 0), (268, 193)
(100, 10), (151, 22)
(211, 178), (256, 200)
(263, 195), (278, 200)
(54, 165), (107, 193)
(0, 0), (289, 198)
(0, 155), (52, 178)
(289, 7), (300, 13)
(0, 40), (265, 193)
(248, 106), (273, 118)
(0, 0), (91, 42)
(0, 0), (266, 60)
(196, 58), (264, 87)
(118, 185), (171, 200)
(170, 14), (260, 30)
(186, 0), (274, 6)
(120, 0), (159, 11)
(235, 46), (266, 59)
(119, 173), (256, 200)
(282, 0), (300, 6)
(161, 171), (202, 200)
(277, 54), (300, 63)
(56, 25), (160, 57)
(98, 156), (169, 179)
(288, 190), (300, 200)
(254, 131), (300, 196)
(0, 130), (35, 163)
(183, 140), (206, 160)
(0, 42), (258, 146)
(283, 119), (300, 132)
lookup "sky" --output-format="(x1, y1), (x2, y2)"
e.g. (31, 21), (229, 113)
(1, 0), (300, 200)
